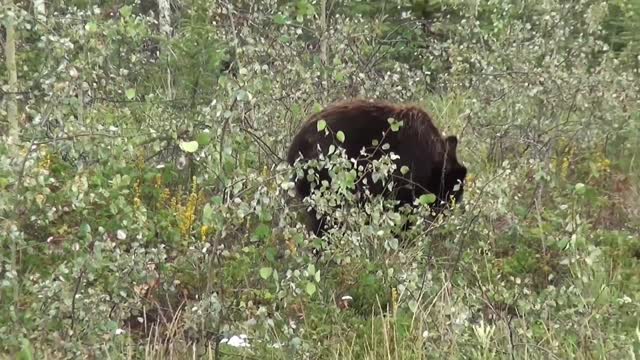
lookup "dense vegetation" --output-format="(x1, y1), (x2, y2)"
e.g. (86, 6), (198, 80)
(1, 0), (639, 358)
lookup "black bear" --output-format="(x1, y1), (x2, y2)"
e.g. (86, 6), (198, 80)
(287, 99), (467, 236)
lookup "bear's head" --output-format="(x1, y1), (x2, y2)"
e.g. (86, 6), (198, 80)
(439, 135), (467, 208)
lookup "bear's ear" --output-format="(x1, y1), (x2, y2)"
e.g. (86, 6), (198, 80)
(445, 135), (458, 155)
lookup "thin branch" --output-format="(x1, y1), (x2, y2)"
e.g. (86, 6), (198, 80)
(239, 126), (284, 163)
(4, 0), (19, 141)
(30, 132), (124, 145)
(70, 267), (86, 331)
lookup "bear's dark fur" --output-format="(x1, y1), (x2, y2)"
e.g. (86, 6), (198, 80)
(287, 99), (467, 236)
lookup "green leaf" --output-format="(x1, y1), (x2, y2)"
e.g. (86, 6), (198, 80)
(273, 14), (288, 25)
(307, 263), (316, 276)
(125, 88), (136, 100)
(79, 223), (91, 238)
(314, 270), (321, 283)
(391, 121), (403, 132)
(85, 21), (97, 32)
(196, 132), (211, 146)
(317, 119), (327, 132)
(305, 282), (317, 296)
(179, 141), (199, 153)
(574, 183), (586, 195)
(556, 237), (570, 250)
(259, 209), (273, 222)
(388, 118), (403, 132)
(259, 267), (273, 280)
(254, 223), (271, 241)
(236, 90), (251, 102)
(296, 0), (315, 16)
(400, 166), (410, 175)
(418, 193), (437, 205)
(336, 131), (345, 143)
(265, 247), (277, 262)
(119, 5), (132, 18)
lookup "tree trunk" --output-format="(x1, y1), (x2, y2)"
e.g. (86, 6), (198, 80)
(157, 0), (173, 99)
(319, 0), (328, 65)
(4, 0), (19, 143)
(158, 0), (171, 37)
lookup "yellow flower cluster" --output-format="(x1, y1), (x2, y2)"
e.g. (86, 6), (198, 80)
(133, 179), (142, 210)
(170, 177), (203, 240)
(551, 146), (574, 178)
(465, 173), (476, 189)
(159, 187), (171, 205)
(560, 156), (570, 178)
(38, 150), (52, 172)
(200, 225), (210, 242)
(595, 151), (611, 175)
(135, 151), (145, 170)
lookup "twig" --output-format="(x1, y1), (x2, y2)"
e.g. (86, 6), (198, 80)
(507, 316), (516, 360)
(239, 126), (284, 163)
(70, 267), (86, 331)
(31, 132), (123, 145)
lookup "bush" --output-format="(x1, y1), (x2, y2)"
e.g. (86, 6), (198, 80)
(1, 0), (639, 358)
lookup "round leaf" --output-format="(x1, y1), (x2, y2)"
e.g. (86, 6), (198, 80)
(236, 90), (251, 102)
(336, 131), (345, 143)
(305, 282), (317, 296)
(307, 263), (316, 276)
(259, 267), (273, 280)
(179, 141), (199, 153)
(196, 132), (211, 146)
(125, 88), (136, 100)
(254, 223), (272, 241)
(85, 21), (97, 32)
(317, 120), (327, 132)
(418, 194), (437, 205)
(119, 5), (132, 17)
(273, 14), (288, 25)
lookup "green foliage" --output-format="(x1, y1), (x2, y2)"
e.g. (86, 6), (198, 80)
(603, 0), (640, 59)
(1, 0), (640, 358)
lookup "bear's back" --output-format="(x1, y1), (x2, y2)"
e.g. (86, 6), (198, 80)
(287, 99), (445, 168)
